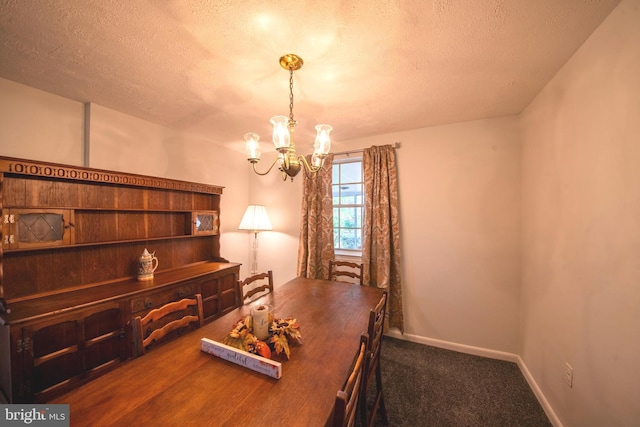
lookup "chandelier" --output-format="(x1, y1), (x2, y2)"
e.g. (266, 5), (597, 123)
(244, 54), (332, 181)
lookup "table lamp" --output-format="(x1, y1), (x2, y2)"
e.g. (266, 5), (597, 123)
(238, 205), (272, 274)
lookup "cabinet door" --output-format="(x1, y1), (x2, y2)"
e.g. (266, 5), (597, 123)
(83, 305), (127, 375)
(199, 269), (239, 323)
(2, 208), (75, 250)
(191, 211), (219, 235)
(17, 302), (125, 403)
(219, 271), (239, 315)
(199, 275), (221, 323)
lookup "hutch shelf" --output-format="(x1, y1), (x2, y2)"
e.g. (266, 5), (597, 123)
(0, 156), (240, 403)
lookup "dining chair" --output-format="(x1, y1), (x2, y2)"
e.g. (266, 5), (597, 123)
(329, 260), (364, 285)
(362, 291), (389, 426)
(332, 333), (369, 427)
(133, 293), (204, 356)
(238, 270), (274, 304)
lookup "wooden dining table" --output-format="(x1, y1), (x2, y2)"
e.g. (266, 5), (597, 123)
(51, 276), (384, 427)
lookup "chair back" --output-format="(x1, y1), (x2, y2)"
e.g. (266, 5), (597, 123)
(368, 291), (387, 366)
(238, 270), (274, 304)
(329, 260), (363, 285)
(133, 293), (204, 356)
(333, 333), (369, 427)
(362, 291), (389, 426)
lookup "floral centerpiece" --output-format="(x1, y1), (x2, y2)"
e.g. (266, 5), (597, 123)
(222, 313), (302, 360)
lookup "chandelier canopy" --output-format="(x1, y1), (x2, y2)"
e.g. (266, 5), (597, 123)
(244, 54), (332, 181)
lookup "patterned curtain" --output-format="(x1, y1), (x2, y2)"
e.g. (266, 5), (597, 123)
(297, 154), (335, 279)
(363, 145), (404, 333)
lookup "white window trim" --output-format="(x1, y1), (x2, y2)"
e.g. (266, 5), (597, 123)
(335, 248), (362, 259)
(332, 154), (364, 255)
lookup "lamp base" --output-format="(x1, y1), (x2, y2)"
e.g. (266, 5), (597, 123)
(250, 232), (259, 275)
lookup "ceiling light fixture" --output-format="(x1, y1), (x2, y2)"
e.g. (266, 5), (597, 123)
(244, 54), (332, 181)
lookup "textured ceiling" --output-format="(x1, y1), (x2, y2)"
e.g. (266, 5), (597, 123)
(0, 0), (620, 152)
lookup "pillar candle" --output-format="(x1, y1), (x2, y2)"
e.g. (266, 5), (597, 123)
(251, 304), (271, 340)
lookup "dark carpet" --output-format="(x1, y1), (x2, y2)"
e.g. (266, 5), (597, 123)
(373, 336), (552, 427)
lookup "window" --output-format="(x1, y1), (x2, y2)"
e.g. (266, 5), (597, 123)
(332, 158), (364, 252)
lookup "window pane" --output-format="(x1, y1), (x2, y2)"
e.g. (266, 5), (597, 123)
(355, 229), (362, 249)
(350, 183), (363, 200)
(333, 207), (339, 228)
(339, 228), (358, 250)
(332, 184), (340, 204)
(339, 183), (362, 204)
(340, 162), (362, 183)
(338, 207), (357, 228)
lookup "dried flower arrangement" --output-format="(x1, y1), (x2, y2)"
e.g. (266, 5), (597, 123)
(222, 314), (302, 360)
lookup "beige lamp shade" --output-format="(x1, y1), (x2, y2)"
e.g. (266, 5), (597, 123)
(238, 205), (272, 232)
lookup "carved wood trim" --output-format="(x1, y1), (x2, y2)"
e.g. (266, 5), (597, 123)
(0, 156), (223, 195)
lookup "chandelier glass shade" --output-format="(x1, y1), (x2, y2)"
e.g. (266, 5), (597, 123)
(244, 54), (332, 181)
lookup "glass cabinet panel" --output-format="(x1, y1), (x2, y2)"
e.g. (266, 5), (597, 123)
(192, 211), (219, 235)
(2, 209), (74, 249)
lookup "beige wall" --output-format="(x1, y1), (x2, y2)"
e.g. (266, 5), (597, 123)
(520, 0), (640, 425)
(245, 163), (303, 286)
(0, 79), (84, 164)
(337, 117), (522, 354)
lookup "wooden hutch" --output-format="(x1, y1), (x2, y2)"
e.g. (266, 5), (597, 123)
(0, 156), (240, 403)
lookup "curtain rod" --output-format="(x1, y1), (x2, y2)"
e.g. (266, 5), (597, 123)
(333, 141), (401, 157)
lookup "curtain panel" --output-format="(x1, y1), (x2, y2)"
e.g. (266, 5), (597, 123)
(363, 145), (404, 333)
(297, 154), (335, 279)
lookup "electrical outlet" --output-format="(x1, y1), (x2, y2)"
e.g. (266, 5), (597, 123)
(565, 362), (573, 387)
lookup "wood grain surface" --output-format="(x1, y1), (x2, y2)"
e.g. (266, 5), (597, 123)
(51, 277), (383, 427)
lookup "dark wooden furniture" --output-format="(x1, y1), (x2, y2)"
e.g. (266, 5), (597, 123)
(238, 270), (274, 304)
(362, 291), (389, 426)
(333, 333), (368, 427)
(133, 294), (204, 356)
(51, 277), (385, 426)
(0, 156), (240, 403)
(329, 260), (364, 285)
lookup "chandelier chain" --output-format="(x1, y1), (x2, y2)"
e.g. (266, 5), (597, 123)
(289, 68), (295, 124)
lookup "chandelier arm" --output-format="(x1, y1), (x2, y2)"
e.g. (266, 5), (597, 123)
(298, 155), (323, 176)
(251, 156), (280, 176)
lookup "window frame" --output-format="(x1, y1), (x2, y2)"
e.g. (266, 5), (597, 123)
(332, 155), (364, 257)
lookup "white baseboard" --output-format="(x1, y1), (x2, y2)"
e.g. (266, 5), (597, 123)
(384, 329), (518, 362)
(515, 355), (563, 427)
(384, 330), (563, 427)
